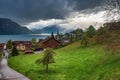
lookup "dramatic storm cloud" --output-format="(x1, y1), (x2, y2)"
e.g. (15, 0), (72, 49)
(0, 0), (106, 30)
(27, 7), (105, 30)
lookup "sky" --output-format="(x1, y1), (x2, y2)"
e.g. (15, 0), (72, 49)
(0, 0), (107, 30)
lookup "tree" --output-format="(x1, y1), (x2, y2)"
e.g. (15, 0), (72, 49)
(105, 0), (120, 22)
(31, 38), (40, 49)
(97, 27), (105, 36)
(81, 35), (89, 47)
(32, 38), (37, 45)
(75, 28), (84, 40)
(11, 46), (19, 56)
(86, 25), (96, 38)
(65, 33), (70, 38)
(36, 48), (55, 73)
(6, 40), (13, 49)
(75, 28), (83, 35)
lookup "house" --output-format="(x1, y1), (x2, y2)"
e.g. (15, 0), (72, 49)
(42, 37), (60, 48)
(60, 34), (71, 45)
(24, 50), (33, 54)
(61, 39), (71, 45)
(0, 43), (5, 52)
(39, 33), (60, 48)
(34, 47), (44, 51)
(13, 41), (33, 51)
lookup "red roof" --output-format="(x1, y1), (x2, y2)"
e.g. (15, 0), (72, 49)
(24, 50), (33, 53)
(0, 43), (5, 51)
(42, 37), (60, 43)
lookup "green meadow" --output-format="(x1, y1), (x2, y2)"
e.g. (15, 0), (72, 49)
(8, 41), (120, 80)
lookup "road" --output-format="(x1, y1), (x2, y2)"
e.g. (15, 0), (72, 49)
(0, 50), (30, 80)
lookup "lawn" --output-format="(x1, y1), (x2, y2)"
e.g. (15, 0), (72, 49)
(8, 41), (120, 80)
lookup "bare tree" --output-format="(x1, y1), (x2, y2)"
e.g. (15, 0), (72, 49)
(105, 0), (120, 22)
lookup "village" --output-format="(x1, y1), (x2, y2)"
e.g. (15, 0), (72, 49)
(0, 31), (73, 54)
(0, 22), (120, 80)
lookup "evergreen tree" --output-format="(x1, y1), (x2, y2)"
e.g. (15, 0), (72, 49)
(86, 25), (96, 38)
(81, 35), (89, 47)
(11, 46), (19, 56)
(32, 38), (37, 45)
(97, 27), (105, 36)
(75, 28), (84, 40)
(6, 40), (13, 49)
(32, 38), (40, 49)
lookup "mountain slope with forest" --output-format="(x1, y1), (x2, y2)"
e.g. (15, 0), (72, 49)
(32, 25), (72, 34)
(0, 18), (32, 34)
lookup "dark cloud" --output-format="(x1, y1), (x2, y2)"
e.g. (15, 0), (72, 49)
(0, 0), (105, 25)
(68, 0), (105, 10)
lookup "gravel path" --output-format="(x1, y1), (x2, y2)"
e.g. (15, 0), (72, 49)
(0, 51), (30, 80)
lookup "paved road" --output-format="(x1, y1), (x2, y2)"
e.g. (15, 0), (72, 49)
(0, 51), (30, 80)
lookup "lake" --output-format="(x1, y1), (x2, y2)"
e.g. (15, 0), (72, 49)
(0, 34), (51, 43)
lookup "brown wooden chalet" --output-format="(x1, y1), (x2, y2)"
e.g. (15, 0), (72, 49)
(0, 43), (5, 52)
(39, 33), (60, 48)
(43, 37), (60, 48)
(13, 41), (33, 51)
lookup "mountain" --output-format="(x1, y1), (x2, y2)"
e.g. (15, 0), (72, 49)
(0, 18), (32, 34)
(32, 25), (72, 34)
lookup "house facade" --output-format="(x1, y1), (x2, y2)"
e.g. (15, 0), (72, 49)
(39, 36), (60, 49)
(0, 43), (5, 52)
(43, 37), (60, 48)
(13, 41), (33, 51)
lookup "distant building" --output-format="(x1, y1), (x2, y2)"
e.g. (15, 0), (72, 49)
(0, 43), (5, 52)
(13, 41), (33, 51)
(61, 34), (71, 45)
(24, 50), (33, 54)
(39, 33), (60, 48)
(56, 31), (61, 41)
(42, 37), (60, 48)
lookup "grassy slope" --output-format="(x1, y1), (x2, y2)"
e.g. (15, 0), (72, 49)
(8, 41), (120, 80)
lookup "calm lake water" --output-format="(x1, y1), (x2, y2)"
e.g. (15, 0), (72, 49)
(0, 34), (50, 43)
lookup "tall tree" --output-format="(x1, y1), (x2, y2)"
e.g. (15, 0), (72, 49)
(97, 27), (105, 36)
(75, 28), (84, 40)
(11, 46), (19, 56)
(81, 35), (89, 47)
(36, 48), (55, 73)
(86, 25), (96, 38)
(31, 38), (40, 48)
(77, 29), (83, 35)
(6, 40), (13, 49)
(32, 38), (37, 45)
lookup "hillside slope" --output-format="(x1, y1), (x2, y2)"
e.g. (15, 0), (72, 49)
(8, 42), (120, 80)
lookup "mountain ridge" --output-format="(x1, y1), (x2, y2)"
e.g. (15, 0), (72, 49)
(32, 25), (72, 34)
(0, 18), (32, 34)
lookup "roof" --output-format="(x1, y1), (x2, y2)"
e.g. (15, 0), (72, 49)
(24, 50), (33, 53)
(42, 37), (60, 43)
(13, 41), (32, 45)
(0, 43), (5, 47)
(0, 43), (5, 51)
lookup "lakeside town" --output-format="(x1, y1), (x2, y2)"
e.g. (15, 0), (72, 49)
(0, 31), (72, 54)
(0, 0), (120, 80)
